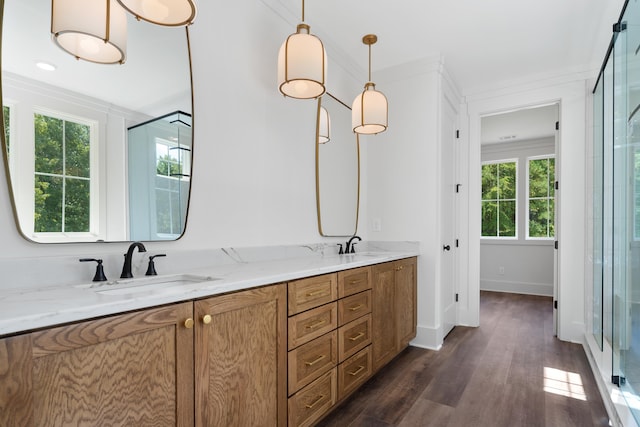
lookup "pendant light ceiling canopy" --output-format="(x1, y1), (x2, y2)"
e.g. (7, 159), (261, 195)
(116, 0), (197, 26)
(352, 34), (388, 135)
(277, 0), (327, 99)
(51, 0), (127, 64)
(318, 105), (331, 144)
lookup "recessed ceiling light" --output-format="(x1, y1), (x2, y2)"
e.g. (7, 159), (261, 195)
(36, 61), (57, 71)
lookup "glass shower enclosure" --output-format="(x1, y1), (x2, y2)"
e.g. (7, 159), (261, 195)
(128, 111), (192, 241)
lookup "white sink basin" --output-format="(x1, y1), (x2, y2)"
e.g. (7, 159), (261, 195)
(77, 274), (218, 296)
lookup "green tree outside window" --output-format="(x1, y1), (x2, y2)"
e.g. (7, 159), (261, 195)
(3, 105), (9, 157)
(34, 113), (91, 233)
(528, 157), (555, 238)
(481, 161), (517, 237)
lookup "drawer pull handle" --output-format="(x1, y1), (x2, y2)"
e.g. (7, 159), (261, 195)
(305, 319), (327, 329)
(202, 314), (212, 325)
(349, 279), (364, 285)
(184, 318), (194, 329)
(348, 304), (364, 312)
(395, 266), (404, 271)
(306, 289), (326, 297)
(349, 331), (365, 341)
(305, 394), (325, 409)
(348, 365), (366, 376)
(304, 354), (326, 366)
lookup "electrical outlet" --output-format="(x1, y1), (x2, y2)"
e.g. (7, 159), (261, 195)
(499, 266), (505, 275)
(372, 218), (382, 232)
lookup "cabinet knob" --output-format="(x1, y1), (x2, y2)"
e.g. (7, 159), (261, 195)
(184, 318), (194, 329)
(202, 314), (212, 325)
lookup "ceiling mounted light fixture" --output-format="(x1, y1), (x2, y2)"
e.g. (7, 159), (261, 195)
(318, 105), (331, 144)
(277, 0), (327, 99)
(51, 0), (128, 65)
(352, 34), (387, 135)
(116, 0), (197, 26)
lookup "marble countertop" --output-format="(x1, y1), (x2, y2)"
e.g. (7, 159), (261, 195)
(0, 250), (418, 337)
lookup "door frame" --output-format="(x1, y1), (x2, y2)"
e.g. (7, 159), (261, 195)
(458, 78), (588, 342)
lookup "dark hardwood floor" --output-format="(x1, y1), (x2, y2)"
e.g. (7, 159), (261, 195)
(317, 291), (610, 427)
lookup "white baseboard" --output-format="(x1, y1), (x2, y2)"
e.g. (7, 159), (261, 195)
(411, 324), (443, 350)
(480, 279), (553, 296)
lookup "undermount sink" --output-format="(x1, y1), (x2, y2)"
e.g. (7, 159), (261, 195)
(77, 274), (218, 296)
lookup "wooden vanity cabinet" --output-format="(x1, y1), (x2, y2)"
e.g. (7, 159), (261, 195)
(371, 257), (417, 372)
(0, 303), (195, 427)
(0, 284), (287, 427)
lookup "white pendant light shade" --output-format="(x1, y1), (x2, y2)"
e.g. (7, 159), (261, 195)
(352, 82), (387, 135)
(278, 24), (327, 99)
(352, 34), (387, 135)
(52, 0), (127, 64)
(318, 105), (331, 144)
(116, 0), (197, 26)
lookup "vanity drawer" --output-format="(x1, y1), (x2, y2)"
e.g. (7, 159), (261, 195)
(288, 330), (338, 395)
(288, 273), (338, 315)
(288, 303), (337, 350)
(338, 266), (371, 298)
(288, 368), (337, 427)
(338, 314), (371, 363)
(338, 346), (372, 400)
(338, 290), (371, 326)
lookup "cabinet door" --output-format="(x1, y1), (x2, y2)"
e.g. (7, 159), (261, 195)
(195, 284), (287, 427)
(396, 257), (417, 350)
(0, 303), (194, 427)
(371, 261), (397, 372)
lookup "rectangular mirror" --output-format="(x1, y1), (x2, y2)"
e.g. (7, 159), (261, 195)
(1, 0), (193, 243)
(316, 93), (360, 237)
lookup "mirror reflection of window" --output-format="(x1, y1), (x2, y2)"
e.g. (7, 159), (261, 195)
(3, 105), (10, 156)
(34, 112), (94, 234)
(154, 139), (190, 237)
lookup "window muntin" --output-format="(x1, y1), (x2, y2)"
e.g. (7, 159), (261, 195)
(481, 160), (517, 238)
(527, 156), (555, 239)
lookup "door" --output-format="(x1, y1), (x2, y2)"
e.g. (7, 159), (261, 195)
(441, 96), (458, 338)
(194, 284), (287, 427)
(553, 116), (560, 336)
(0, 303), (194, 427)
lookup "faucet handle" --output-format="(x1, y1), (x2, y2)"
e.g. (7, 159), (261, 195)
(337, 244), (344, 255)
(350, 242), (358, 254)
(146, 254), (167, 276)
(79, 258), (108, 282)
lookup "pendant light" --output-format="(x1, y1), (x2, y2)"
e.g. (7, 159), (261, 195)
(352, 34), (387, 135)
(51, 0), (128, 65)
(277, 0), (327, 99)
(116, 0), (197, 26)
(318, 105), (331, 144)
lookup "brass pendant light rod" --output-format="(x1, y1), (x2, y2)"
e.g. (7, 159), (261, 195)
(363, 34), (377, 82)
(302, 0), (305, 22)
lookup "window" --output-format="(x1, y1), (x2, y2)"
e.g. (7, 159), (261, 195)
(33, 112), (93, 234)
(481, 160), (517, 237)
(3, 105), (9, 156)
(155, 139), (190, 237)
(527, 156), (555, 239)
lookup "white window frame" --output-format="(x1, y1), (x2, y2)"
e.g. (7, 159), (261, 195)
(526, 154), (555, 240)
(30, 107), (100, 242)
(153, 137), (190, 239)
(481, 158), (518, 240)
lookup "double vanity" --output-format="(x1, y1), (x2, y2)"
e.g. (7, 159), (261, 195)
(0, 247), (418, 426)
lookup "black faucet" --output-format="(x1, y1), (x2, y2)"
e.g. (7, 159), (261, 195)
(345, 235), (361, 254)
(120, 242), (147, 278)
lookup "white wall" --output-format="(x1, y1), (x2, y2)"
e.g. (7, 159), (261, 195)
(365, 57), (461, 350)
(480, 138), (555, 296)
(0, 0), (362, 286)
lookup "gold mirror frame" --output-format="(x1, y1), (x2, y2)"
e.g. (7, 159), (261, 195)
(0, 0), (195, 243)
(315, 93), (360, 237)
